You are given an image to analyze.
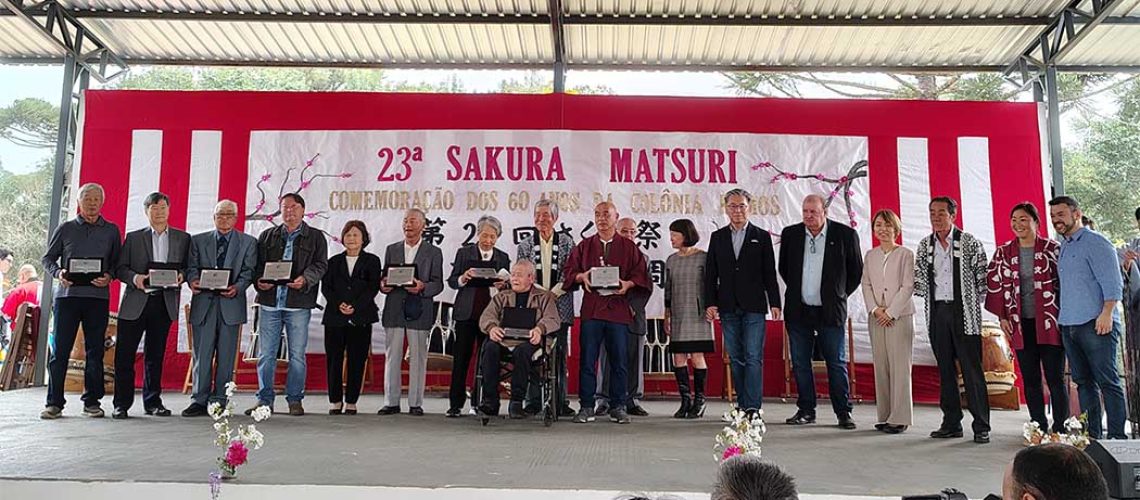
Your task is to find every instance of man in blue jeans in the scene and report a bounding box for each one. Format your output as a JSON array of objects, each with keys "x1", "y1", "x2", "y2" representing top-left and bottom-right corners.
[
  {"x1": 248, "y1": 193, "x2": 328, "y2": 417},
  {"x1": 1050, "y1": 195, "x2": 1127, "y2": 439},
  {"x1": 704, "y1": 189, "x2": 782, "y2": 415},
  {"x1": 778, "y1": 194, "x2": 863, "y2": 429}
]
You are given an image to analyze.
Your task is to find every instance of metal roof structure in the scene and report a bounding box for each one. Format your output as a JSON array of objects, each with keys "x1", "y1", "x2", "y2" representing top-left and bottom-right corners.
[{"x1": 3, "y1": 0, "x2": 1140, "y2": 74}]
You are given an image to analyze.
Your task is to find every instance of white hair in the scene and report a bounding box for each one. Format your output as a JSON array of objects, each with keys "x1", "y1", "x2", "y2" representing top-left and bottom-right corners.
[
  {"x1": 77, "y1": 183, "x2": 105, "y2": 199},
  {"x1": 512, "y1": 259, "x2": 536, "y2": 276},
  {"x1": 214, "y1": 199, "x2": 239, "y2": 214},
  {"x1": 476, "y1": 215, "x2": 503, "y2": 237},
  {"x1": 405, "y1": 208, "x2": 427, "y2": 223}
]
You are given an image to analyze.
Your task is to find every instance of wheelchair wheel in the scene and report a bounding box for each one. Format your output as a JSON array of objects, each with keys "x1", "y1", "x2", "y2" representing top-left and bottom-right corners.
[{"x1": 480, "y1": 414, "x2": 491, "y2": 426}]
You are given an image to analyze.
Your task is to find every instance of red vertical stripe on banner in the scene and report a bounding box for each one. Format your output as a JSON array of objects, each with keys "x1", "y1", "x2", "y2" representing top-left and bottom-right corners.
[
  {"x1": 868, "y1": 136, "x2": 900, "y2": 246},
  {"x1": 989, "y1": 135, "x2": 1045, "y2": 242},
  {"x1": 220, "y1": 130, "x2": 252, "y2": 231},
  {"x1": 927, "y1": 137, "x2": 962, "y2": 227},
  {"x1": 159, "y1": 130, "x2": 193, "y2": 230},
  {"x1": 77, "y1": 128, "x2": 133, "y2": 310}
]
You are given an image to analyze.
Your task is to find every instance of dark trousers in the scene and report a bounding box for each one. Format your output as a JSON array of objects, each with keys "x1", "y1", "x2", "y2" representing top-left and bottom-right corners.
[
  {"x1": 1016, "y1": 320, "x2": 1069, "y2": 433},
  {"x1": 46, "y1": 297, "x2": 109, "y2": 409},
  {"x1": 480, "y1": 340, "x2": 538, "y2": 407},
  {"x1": 579, "y1": 319, "x2": 629, "y2": 409},
  {"x1": 114, "y1": 295, "x2": 173, "y2": 411},
  {"x1": 597, "y1": 332, "x2": 645, "y2": 406},
  {"x1": 787, "y1": 308, "x2": 851, "y2": 416},
  {"x1": 449, "y1": 319, "x2": 484, "y2": 410},
  {"x1": 324, "y1": 323, "x2": 373, "y2": 405},
  {"x1": 527, "y1": 323, "x2": 570, "y2": 409},
  {"x1": 931, "y1": 302, "x2": 991, "y2": 434}
]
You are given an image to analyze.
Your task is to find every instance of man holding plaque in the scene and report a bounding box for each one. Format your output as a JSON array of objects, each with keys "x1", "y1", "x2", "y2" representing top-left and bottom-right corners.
[
  {"x1": 563, "y1": 201, "x2": 650, "y2": 424},
  {"x1": 379, "y1": 208, "x2": 444, "y2": 416},
  {"x1": 182, "y1": 200, "x2": 258, "y2": 417},
  {"x1": 248, "y1": 193, "x2": 329, "y2": 417},
  {"x1": 594, "y1": 217, "x2": 653, "y2": 417},
  {"x1": 112, "y1": 192, "x2": 191, "y2": 419},
  {"x1": 40, "y1": 183, "x2": 122, "y2": 419}
]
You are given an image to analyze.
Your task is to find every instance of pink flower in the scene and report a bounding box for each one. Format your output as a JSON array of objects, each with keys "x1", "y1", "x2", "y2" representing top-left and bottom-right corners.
[
  {"x1": 846, "y1": 190, "x2": 854, "y2": 197},
  {"x1": 260, "y1": 173, "x2": 272, "y2": 182},
  {"x1": 340, "y1": 172, "x2": 353, "y2": 178},
  {"x1": 830, "y1": 190, "x2": 839, "y2": 198},
  {"x1": 815, "y1": 174, "x2": 824, "y2": 180},
  {"x1": 298, "y1": 180, "x2": 311, "y2": 191},
  {"x1": 305, "y1": 212, "x2": 317, "y2": 219},
  {"x1": 266, "y1": 215, "x2": 274, "y2": 223},
  {"x1": 254, "y1": 200, "x2": 265, "y2": 211},
  {"x1": 225, "y1": 441, "x2": 248, "y2": 467},
  {"x1": 851, "y1": 220, "x2": 859, "y2": 228},
  {"x1": 751, "y1": 162, "x2": 773, "y2": 170},
  {"x1": 839, "y1": 176, "x2": 848, "y2": 183},
  {"x1": 722, "y1": 446, "x2": 743, "y2": 460},
  {"x1": 788, "y1": 173, "x2": 798, "y2": 180},
  {"x1": 305, "y1": 159, "x2": 314, "y2": 168}
]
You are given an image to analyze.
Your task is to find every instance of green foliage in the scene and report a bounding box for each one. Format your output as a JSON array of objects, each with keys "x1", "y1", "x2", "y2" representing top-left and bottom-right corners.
[
  {"x1": 496, "y1": 71, "x2": 613, "y2": 95},
  {"x1": 0, "y1": 159, "x2": 52, "y2": 275},
  {"x1": 0, "y1": 98, "x2": 58, "y2": 148}
]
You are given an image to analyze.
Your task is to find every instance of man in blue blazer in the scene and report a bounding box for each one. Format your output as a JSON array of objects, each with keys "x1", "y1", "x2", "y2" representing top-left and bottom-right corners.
[{"x1": 181, "y1": 200, "x2": 258, "y2": 417}]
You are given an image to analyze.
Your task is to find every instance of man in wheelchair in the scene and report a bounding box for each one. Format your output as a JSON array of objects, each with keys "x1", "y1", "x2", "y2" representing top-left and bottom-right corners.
[{"x1": 476, "y1": 259, "x2": 561, "y2": 419}]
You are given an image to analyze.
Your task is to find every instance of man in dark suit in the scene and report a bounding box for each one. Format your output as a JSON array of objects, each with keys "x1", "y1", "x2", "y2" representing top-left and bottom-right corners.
[
  {"x1": 182, "y1": 200, "x2": 257, "y2": 417},
  {"x1": 378, "y1": 208, "x2": 444, "y2": 416},
  {"x1": 778, "y1": 194, "x2": 863, "y2": 429},
  {"x1": 112, "y1": 191, "x2": 191, "y2": 419},
  {"x1": 704, "y1": 188, "x2": 781, "y2": 414}
]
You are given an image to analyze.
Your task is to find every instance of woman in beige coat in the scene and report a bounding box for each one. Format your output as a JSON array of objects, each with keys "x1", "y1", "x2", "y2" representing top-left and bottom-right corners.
[{"x1": 860, "y1": 209, "x2": 915, "y2": 434}]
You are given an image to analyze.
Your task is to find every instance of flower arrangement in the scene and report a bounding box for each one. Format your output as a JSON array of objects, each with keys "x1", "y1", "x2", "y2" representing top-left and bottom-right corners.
[
  {"x1": 1023, "y1": 413, "x2": 1090, "y2": 450},
  {"x1": 714, "y1": 409, "x2": 766, "y2": 462},
  {"x1": 208, "y1": 382, "x2": 270, "y2": 494}
]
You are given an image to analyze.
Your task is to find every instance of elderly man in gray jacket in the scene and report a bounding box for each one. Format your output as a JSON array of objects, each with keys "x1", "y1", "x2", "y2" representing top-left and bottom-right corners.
[
  {"x1": 378, "y1": 208, "x2": 444, "y2": 417},
  {"x1": 248, "y1": 193, "x2": 328, "y2": 417},
  {"x1": 182, "y1": 200, "x2": 257, "y2": 417}
]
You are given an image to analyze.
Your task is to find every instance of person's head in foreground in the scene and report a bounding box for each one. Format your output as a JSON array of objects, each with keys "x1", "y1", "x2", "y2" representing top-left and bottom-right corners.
[
  {"x1": 712, "y1": 454, "x2": 798, "y2": 500},
  {"x1": 1002, "y1": 443, "x2": 1108, "y2": 500}
]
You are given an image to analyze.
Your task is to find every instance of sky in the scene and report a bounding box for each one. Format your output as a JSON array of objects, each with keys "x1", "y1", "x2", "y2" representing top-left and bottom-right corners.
[{"x1": 0, "y1": 64, "x2": 1103, "y2": 175}]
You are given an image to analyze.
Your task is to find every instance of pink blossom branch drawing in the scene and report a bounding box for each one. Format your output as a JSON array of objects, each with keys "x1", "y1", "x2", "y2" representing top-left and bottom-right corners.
[
  {"x1": 247, "y1": 153, "x2": 353, "y2": 225},
  {"x1": 752, "y1": 160, "x2": 869, "y2": 228}
]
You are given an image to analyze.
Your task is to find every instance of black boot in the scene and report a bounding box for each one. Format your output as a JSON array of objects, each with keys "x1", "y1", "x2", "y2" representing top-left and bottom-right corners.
[
  {"x1": 688, "y1": 368, "x2": 707, "y2": 419},
  {"x1": 673, "y1": 367, "x2": 692, "y2": 419}
]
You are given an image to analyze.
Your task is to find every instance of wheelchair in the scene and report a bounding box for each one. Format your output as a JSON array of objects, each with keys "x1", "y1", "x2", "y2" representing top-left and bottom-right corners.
[{"x1": 471, "y1": 332, "x2": 565, "y2": 427}]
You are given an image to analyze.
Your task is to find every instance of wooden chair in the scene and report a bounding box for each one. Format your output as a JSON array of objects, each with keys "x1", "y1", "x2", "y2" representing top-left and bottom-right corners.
[{"x1": 0, "y1": 303, "x2": 40, "y2": 391}]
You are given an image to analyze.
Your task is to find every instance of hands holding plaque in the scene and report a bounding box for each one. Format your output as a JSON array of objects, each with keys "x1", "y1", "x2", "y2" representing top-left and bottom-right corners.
[
  {"x1": 260, "y1": 261, "x2": 293, "y2": 285},
  {"x1": 145, "y1": 262, "x2": 182, "y2": 289},
  {"x1": 386, "y1": 265, "x2": 416, "y2": 287},
  {"x1": 65, "y1": 258, "x2": 105, "y2": 287}
]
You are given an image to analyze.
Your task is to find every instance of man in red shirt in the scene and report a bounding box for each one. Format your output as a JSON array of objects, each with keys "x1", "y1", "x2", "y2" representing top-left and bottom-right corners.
[
  {"x1": 562, "y1": 201, "x2": 650, "y2": 424},
  {"x1": 2, "y1": 265, "x2": 41, "y2": 341}
]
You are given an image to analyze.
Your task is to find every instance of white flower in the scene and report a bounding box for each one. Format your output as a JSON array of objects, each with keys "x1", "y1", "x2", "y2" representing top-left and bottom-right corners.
[
  {"x1": 208, "y1": 402, "x2": 223, "y2": 420},
  {"x1": 251, "y1": 405, "x2": 272, "y2": 422},
  {"x1": 224, "y1": 381, "x2": 238, "y2": 398}
]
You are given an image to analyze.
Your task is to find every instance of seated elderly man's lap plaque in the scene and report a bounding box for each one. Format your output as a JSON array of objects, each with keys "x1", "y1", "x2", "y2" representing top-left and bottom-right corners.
[
  {"x1": 261, "y1": 261, "x2": 293, "y2": 285},
  {"x1": 67, "y1": 258, "x2": 103, "y2": 286},
  {"x1": 590, "y1": 266, "x2": 621, "y2": 290},
  {"x1": 387, "y1": 265, "x2": 417, "y2": 287},
  {"x1": 199, "y1": 268, "x2": 232, "y2": 292}
]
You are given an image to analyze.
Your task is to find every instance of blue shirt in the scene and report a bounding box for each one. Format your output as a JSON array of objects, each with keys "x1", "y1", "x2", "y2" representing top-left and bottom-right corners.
[
  {"x1": 269, "y1": 225, "x2": 303, "y2": 311},
  {"x1": 801, "y1": 223, "x2": 827, "y2": 306},
  {"x1": 730, "y1": 224, "x2": 747, "y2": 259},
  {"x1": 1058, "y1": 227, "x2": 1123, "y2": 325}
]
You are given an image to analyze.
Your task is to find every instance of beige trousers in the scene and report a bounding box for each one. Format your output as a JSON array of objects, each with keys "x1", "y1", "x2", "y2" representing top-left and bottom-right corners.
[{"x1": 870, "y1": 314, "x2": 915, "y2": 426}]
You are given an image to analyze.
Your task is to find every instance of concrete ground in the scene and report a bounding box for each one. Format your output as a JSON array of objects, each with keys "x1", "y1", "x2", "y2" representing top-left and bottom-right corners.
[{"x1": 0, "y1": 388, "x2": 1025, "y2": 498}]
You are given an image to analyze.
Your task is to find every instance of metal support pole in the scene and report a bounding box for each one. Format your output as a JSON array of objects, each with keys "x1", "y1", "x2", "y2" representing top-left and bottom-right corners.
[
  {"x1": 1044, "y1": 66, "x2": 1065, "y2": 196},
  {"x1": 34, "y1": 53, "x2": 85, "y2": 386},
  {"x1": 553, "y1": 61, "x2": 565, "y2": 93}
]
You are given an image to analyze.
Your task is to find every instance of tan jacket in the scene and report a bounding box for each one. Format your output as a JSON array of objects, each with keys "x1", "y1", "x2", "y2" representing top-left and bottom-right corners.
[
  {"x1": 479, "y1": 287, "x2": 562, "y2": 336},
  {"x1": 860, "y1": 246, "x2": 915, "y2": 319}
]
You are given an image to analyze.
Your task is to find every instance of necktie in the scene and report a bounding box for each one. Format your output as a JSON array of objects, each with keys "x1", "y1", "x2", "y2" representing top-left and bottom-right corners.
[
  {"x1": 602, "y1": 241, "x2": 611, "y2": 264},
  {"x1": 217, "y1": 235, "x2": 228, "y2": 268}
]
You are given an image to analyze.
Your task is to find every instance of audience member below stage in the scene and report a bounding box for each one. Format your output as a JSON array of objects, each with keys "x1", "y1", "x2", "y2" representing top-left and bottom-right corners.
[
  {"x1": 712, "y1": 454, "x2": 798, "y2": 500},
  {"x1": 1002, "y1": 443, "x2": 1108, "y2": 500}
]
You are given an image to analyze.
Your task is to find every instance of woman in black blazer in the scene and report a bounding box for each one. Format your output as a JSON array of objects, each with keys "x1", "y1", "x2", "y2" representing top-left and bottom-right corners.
[
  {"x1": 321, "y1": 220, "x2": 382, "y2": 415},
  {"x1": 445, "y1": 215, "x2": 510, "y2": 417}
]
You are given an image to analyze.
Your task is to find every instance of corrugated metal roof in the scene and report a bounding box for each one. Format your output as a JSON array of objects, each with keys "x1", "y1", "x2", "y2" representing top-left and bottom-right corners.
[{"x1": 2, "y1": 0, "x2": 1139, "y2": 71}]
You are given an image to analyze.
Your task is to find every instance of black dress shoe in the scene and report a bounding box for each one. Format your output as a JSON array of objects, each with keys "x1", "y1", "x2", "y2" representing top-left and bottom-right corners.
[
  {"x1": 884, "y1": 424, "x2": 907, "y2": 434},
  {"x1": 508, "y1": 402, "x2": 527, "y2": 419},
  {"x1": 974, "y1": 432, "x2": 991, "y2": 444},
  {"x1": 445, "y1": 408, "x2": 461, "y2": 418},
  {"x1": 181, "y1": 403, "x2": 208, "y2": 417},
  {"x1": 558, "y1": 404, "x2": 576, "y2": 417},
  {"x1": 344, "y1": 408, "x2": 357, "y2": 415},
  {"x1": 111, "y1": 408, "x2": 129, "y2": 420},
  {"x1": 626, "y1": 404, "x2": 650, "y2": 417},
  {"x1": 408, "y1": 406, "x2": 425, "y2": 416},
  {"x1": 377, "y1": 406, "x2": 401, "y2": 415},
  {"x1": 930, "y1": 427, "x2": 964, "y2": 439},
  {"x1": 785, "y1": 410, "x2": 816, "y2": 425},
  {"x1": 874, "y1": 423, "x2": 888, "y2": 431},
  {"x1": 477, "y1": 403, "x2": 499, "y2": 417},
  {"x1": 145, "y1": 405, "x2": 172, "y2": 417},
  {"x1": 837, "y1": 413, "x2": 856, "y2": 430}
]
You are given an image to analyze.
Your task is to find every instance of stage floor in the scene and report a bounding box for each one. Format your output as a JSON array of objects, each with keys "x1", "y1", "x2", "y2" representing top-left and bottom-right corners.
[{"x1": 0, "y1": 388, "x2": 1025, "y2": 498}]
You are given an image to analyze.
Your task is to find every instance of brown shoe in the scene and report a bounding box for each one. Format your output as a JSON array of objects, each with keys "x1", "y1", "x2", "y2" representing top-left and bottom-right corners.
[{"x1": 288, "y1": 401, "x2": 305, "y2": 416}]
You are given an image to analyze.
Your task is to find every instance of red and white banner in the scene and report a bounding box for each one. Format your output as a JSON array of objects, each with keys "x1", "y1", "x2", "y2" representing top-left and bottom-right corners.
[{"x1": 75, "y1": 91, "x2": 1048, "y2": 402}]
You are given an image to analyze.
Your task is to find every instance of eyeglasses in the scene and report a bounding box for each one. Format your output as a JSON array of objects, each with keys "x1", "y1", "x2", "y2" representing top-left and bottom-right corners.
[
  {"x1": 214, "y1": 213, "x2": 237, "y2": 218},
  {"x1": 727, "y1": 204, "x2": 749, "y2": 212},
  {"x1": 808, "y1": 237, "x2": 817, "y2": 254}
]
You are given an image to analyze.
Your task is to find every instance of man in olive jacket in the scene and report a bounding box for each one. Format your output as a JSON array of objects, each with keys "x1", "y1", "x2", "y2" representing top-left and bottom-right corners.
[{"x1": 248, "y1": 193, "x2": 328, "y2": 417}]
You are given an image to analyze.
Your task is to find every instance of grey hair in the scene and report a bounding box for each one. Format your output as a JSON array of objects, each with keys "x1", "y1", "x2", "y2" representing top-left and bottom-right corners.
[
  {"x1": 712, "y1": 455, "x2": 798, "y2": 500},
  {"x1": 214, "y1": 199, "x2": 239, "y2": 214},
  {"x1": 476, "y1": 215, "x2": 503, "y2": 237},
  {"x1": 512, "y1": 259, "x2": 537, "y2": 277},
  {"x1": 77, "y1": 183, "x2": 105, "y2": 199},
  {"x1": 405, "y1": 208, "x2": 427, "y2": 223},
  {"x1": 143, "y1": 191, "x2": 170, "y2": 209},
  {"x1": 534, "y1": 198, "x2": 560, "y2": 220},
  {"x1": 803, "y1": 193, "x2": 828, "y2": 211},
  {"x1": 723, "y1": 188, "x2": 752, "y2": 204}
]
